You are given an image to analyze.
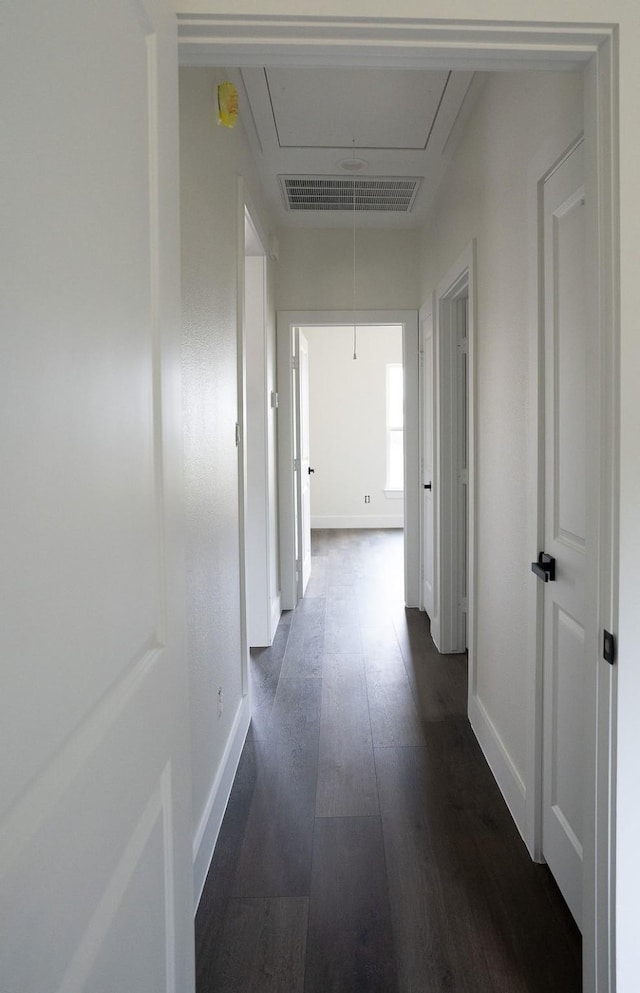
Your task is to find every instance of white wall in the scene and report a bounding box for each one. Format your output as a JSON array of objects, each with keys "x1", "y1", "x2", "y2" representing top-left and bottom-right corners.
[
  {"x1": 305, "y1": 324, "x2": 404, "y2": 528},
  {"x1": 179, "y1": 67, "x2": 277, "y2": 900},
  {"x1": 275, "y1": 228, "x2": 421, "y2": 601},
  {"x1": 419, "y1": 71, "x2": 583, "y2": 828},
  {"x1": 276, "y1": 227, "x2": 420, "y2": 311}
]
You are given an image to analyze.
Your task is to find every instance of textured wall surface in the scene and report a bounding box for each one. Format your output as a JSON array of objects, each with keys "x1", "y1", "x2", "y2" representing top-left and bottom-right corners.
[
  {"x1": 180, "y1": 68, "x2": 276, "y2": 847},
  {"x1": 276, "y1": 227, "x2": 420, "y2": 312},
  {"x1": 180, "y1": 67, "x2": 244, "y2": 836}
]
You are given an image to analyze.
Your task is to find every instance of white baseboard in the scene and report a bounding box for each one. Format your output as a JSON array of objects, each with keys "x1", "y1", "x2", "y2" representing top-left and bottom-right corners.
[
  {"x1": 270, "y1": 593, "x2": 281, "y2": 643},
  {"x1": 192, "y1": 695, "x2": 251, "y2": 910},
  {"x1": 310, "y1": 515, "x2": 404, "y2": 529},
  {"x1": 468, "y1": 692, "x2": 527, "y2": 841},
  {"x1": 430, "y1": 616, "x2": 441, "y2": 652}
]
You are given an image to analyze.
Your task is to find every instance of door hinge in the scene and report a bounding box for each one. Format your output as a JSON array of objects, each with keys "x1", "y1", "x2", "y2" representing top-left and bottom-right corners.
[
  {"x1": 235, "y1": 422, "x2": 240, "y2": 447},
  {"x1": 292, "y1": 354, "x2": 298, "y2": 371},
  {"x1": 459, "y1": 596, "x2": 468, "y2": 613},
  {"x1": 458, "y1": 336, "x2": 468, "y2": 354},
  {"x1": 458, "y1": 468, "x2": 468, "y2": 485}
]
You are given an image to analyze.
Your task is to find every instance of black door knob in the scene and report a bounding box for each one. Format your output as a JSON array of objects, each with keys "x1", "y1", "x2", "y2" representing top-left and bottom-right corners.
[{"x1": 308, "y1": 467, "x2": 315, "y2": 475}]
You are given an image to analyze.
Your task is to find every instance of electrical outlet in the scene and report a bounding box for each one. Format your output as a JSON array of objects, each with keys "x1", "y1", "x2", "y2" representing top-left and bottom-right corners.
[
  {"x1": 364, "y1": 495, "x2": 371, "y2": 504},
  {"x1": 217, "y1": 687, "x2": 223, "y2": 719}
]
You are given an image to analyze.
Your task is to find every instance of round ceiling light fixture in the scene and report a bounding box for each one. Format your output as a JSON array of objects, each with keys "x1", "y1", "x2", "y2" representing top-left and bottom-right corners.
[{"x1": 339, "y1": 156, "x2": 368, "y2": 172}]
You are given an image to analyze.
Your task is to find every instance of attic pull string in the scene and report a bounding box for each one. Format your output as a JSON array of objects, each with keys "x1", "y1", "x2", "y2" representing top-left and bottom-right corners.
[
  {"x1": 352, "y1": 181, "x2": 357, "y2": 360},
  {"x1": 352, "y1": 140, "x2": 357, "y2": 360}
]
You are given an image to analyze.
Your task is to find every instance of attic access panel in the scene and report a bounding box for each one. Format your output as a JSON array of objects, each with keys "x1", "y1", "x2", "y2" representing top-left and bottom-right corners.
[
  {"x1": 266, "y1": 67, "x2": 451, "y2": 150},
  {"x1": 280, "y1": 176, "x2": 422, "y2": 213}
]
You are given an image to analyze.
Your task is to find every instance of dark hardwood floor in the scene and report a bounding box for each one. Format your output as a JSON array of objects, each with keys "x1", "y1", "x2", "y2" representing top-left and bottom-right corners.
[{"x1": 195, "y1": 528, "x2": 581, "y2": 993}]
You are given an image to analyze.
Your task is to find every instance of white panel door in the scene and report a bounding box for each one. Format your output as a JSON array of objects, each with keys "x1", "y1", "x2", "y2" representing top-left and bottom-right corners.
[
  {"x1": 296, "y1": 330, "x2": 313, "y2": 596},
  {"x1": 421, "y1": 310, "x2": 435, "y2": 619},
  {"x1": 1, "y1": 3, "x2": 194, "y2": 991},
  {"x1": 541, "y1": 141, "x2": 586, "y2": 929}
]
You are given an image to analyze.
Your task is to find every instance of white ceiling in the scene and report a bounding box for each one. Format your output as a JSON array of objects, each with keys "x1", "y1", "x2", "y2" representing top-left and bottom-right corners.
[{"x1": 230, "y1": 65, "x2": 483, "y2": 229}]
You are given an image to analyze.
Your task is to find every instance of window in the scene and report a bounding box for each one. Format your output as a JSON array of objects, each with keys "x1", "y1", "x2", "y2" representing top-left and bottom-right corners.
[{"x1": 386, "y1": 363, "x2": 404, "y2": 493}]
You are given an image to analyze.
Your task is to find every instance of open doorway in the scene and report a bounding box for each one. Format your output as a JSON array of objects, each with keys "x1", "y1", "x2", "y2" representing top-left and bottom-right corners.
[
  {"x1": 304, "y1": 323, "x2": 404, "y2": 529},
  {"x1": 277, "y1": 310, "x2": 419, "y2": 611},
  {"x1": 179, "y1": 20, "x2": 618, "y2": 991}
]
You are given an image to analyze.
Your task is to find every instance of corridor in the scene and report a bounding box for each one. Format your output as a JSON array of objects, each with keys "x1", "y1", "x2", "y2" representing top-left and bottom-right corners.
[{"x1": 195, "y1": 529, "x2": 581, "y2": 992}]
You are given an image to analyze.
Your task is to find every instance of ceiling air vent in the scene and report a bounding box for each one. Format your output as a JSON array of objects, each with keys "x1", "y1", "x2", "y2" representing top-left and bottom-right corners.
[{"x1": 279, "y1": 176, "x2": 422, "y2": 213}]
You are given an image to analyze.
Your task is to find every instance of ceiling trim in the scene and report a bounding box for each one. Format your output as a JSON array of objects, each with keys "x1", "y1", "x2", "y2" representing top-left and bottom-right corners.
[
  {"x1": 177, "y1": 14, "x2": 612, "y2": 70},
  {"x1": 230, "y1": 63, "x2": 479, "y2": 229}
]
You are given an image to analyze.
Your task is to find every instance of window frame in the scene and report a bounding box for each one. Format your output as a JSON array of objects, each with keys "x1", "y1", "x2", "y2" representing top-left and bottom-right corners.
[{"x1": 385, "y1": 362, "x2": 404, "y2": 496}]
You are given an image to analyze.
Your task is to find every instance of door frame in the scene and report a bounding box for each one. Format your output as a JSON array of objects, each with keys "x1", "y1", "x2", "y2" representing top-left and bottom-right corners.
[
  {"x1": 430, "y1": 244, "x2": 475, "y2": 659},
  {"x1": 294, "y1": 327, "x2": 311, "y2": 600},
  {"x1": 277, "y1": 309, "x2": 419, "y2": 610},
  {"x1": 235, "y1": 180, "x2": 250, "y2": 694},
  {"x1": 530, "y1": 128, "x2": 616, "y2": 982},
  {"x1": 537, "y1": 136, "x2": 588, "y2": 928},
  {"x1": 243, "y1": 198, "x2": 281, "y2": 648},
  {"x1": 181, "y1": 19, "x2": 618, "y2": 992},
  {"x1": 418, "y1": 294, "x2": 436, "y2": 620}
]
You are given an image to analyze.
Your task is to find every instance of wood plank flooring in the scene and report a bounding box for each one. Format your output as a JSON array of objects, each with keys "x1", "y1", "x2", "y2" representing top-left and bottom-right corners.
[{"x1": 195, "y1": 528, "x2": 581, "y2": 993}]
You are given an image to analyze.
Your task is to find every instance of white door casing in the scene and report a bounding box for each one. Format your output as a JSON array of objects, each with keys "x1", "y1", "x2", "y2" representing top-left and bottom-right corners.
[
  {"x1": 0, "y1": 2, "x2": 194, "y2": 991},
  {"x1": 277, "y1": 310, "x2": 419, "y2": 610},
  {"x1": 296, "y1": 330, "x2": 313, "y2": 597},
  {"x1": 181, "y1": 23, "x2": 618, "y2": 988},
  {"x1": 277, "y1": 319, "x2": 297, "y2": 610},
  {"x1": 182, "y1": 19, "x2": 620, "y2": 993},
  {"x1": 244, "y1": 210, "x2": 275, "y2": 648},
  {"x1": 420, "y1": 304, "x2": 436, "y2": 620},
  {"x1": 455, "y1": 298, "x2": 469, "y2": 650},
  {"x1": 433, "y1": 246, "x2": 474, "y2": 657},
  {"x1": 236, "y1": 182, "x2": 250, "y2": 697},
  {"x1": 243, "y1": 199, "x2": 280, "y2": 646},
  {"x1": 540, "y1": 139, "x2": 587, "y2": 930}
]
